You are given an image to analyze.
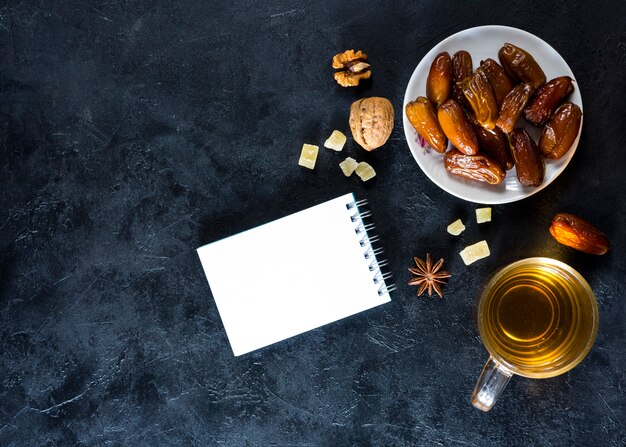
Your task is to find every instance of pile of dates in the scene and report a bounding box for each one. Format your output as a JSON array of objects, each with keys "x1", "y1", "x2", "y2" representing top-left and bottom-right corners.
[{"x1": 406, "y1": 43, "x2": 582, "y2": 186}]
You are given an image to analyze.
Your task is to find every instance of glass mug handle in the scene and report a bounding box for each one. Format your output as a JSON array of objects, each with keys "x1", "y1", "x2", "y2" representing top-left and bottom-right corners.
[{"x1": 471, "y1": 356, "x2": 513, "y2": 412}]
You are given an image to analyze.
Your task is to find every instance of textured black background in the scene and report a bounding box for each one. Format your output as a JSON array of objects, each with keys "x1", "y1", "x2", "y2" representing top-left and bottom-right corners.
[{"x1": 1, "y1": 1, "x2": 625, "y2": 446}]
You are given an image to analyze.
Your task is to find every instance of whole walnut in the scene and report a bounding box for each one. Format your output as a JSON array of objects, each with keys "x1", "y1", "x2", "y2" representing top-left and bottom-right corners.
[{"x1": 349, "y1": 97, "x2": 394, "y2": 151}]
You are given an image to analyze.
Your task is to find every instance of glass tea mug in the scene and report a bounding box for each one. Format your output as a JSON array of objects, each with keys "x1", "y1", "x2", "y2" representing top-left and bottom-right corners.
[{"x1": 471, "y1": 258, "x2": 599, "y2": 411}]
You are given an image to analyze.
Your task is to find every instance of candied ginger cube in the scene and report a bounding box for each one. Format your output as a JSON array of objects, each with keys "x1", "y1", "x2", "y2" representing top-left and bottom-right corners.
[
  {"x1": 476, "y1": 207, "x2": 492, "y2": 224},
  {"x1": 459, "y1": 240, "x2": 490, "y2": 265},
  {"x1": 298, "y1": 143, "x2": 319, "y2": 169},
  {"x1": 447, "y1": 219, "x2": 465, "y2": 236},
  {"x1": 324, "y1": 130, "x2": 347, "y2": 151},
  {"x1": 355, "y1": 161, "x2": 376, "y2": 181},
  {"x1": 339, "y1": 157, "x2": 358, "y2": 177}
]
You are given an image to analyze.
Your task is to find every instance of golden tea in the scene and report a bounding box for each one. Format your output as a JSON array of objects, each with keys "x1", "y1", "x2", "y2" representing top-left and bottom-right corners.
[{"x1": 478, "y1": 258, "x2": 598, "y2": 378}]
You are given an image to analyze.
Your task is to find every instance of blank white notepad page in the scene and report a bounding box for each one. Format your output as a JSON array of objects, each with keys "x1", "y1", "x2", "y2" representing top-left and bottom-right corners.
[{"x1": 197, "y1": 193, "x2": 391, "y2": 356}]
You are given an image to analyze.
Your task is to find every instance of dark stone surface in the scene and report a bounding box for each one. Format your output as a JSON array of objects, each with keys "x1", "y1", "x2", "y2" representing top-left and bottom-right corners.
[{"x1": 1, "y1": 1, "x2": 625, "y2": 446}]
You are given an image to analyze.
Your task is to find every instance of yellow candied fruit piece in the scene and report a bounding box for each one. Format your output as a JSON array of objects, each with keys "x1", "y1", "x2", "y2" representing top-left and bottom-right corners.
[
  {"x1": 298, "y1": 143, "x2": 319, "y2": 169},
  {"x1": 355, "y1": 161, "x2": 376, "y2": 182},
  {"x1": 459, "y1": 240, "x2": 490, "y2": 266},
  {"x1": 339, "y1": 157, "x2": 358, "y2": 177},
  {"x1": 476, "y1": 207, "x2": 492, "y2": 224},
  {"x1": 324, "y1": 130, "x2": 347, "y2": 151},
  {"x1": 447, "y1": 219, "x2": 465, "y2": 236}
]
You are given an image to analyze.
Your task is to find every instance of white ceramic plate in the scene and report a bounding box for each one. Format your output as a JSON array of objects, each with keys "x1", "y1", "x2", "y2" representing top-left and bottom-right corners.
[{"x1": 403, "y1": 25, "x2": 583, "y2": 204}]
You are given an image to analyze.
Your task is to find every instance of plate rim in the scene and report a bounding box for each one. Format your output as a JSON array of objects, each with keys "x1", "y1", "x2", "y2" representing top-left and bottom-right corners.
[{"x1": 402, "y1": 24, "x2": 583, "y2": 205}]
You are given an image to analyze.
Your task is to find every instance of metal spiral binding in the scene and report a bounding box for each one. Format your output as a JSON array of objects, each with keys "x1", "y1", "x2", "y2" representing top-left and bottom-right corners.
[{"x1": 346, "y1": 198, "x2": 396, "y2": 296}]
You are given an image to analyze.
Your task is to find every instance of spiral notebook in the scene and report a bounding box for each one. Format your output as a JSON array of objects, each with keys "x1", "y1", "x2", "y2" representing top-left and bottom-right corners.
[{"x1": 197, "y1": 192, "x2": 395, "y2": 356}]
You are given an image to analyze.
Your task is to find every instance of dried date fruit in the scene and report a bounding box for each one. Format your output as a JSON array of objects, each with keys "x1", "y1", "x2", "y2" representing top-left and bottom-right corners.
[
  {"x1": 473, "y1": 124, "x2": 514, "y2": 170},
  {"x1": 498, "y1": 43, "x2": 546, "y2": 89},
  {"x1": 549, "y1": 213, "x2": 610, "y2": 255},
  {"x1": 523, "y1": 76, "x2": 574, "y2": 126},
  {"x1": 462, "y1": 71, "x2": 498, "y2": 130},
  {"x1": 452, "y1": 51, "x2": 473, "y2": 105},
  {"x1": 427, "y1": 52, "x2": 452, "y2": 107},
  {"x1": 405, "y1": 97, "x2": 448, "y2": 153},
  {"x1": 444, "y1": 149, "x2": 505, "y2": 185},
  {"x1": 349, "y1": 97, "x2": 394, "y2": 151},
  {"x1": 478, "y1": 58, "x2": 514, "y2": 106},
  {"x1": 332, "y1": 50, "x2": 371, "y2": 87},
  {"x1": 496, "y1": 83, "x2": 535, "y2": 134},
  {"x1": 438, "y1": 99, "x2": 479, "y2": 155},
  {"x1": 510, "y1": 128, "x2": 545, "y2": 187},
  {"x1": 539, "y1": 102, "x2": 582, "y2": 159}
]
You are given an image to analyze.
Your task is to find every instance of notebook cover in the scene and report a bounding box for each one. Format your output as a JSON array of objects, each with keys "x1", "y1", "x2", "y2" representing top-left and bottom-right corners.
[{"x1": 197, "y1": 193, "x2": 391, "y2": 356}]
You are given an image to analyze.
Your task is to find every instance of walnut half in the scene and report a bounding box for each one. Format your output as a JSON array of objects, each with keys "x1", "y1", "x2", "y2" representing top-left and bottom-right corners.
[{"x1": 332, "y1": 49, "x2": 371, "y2": 87}]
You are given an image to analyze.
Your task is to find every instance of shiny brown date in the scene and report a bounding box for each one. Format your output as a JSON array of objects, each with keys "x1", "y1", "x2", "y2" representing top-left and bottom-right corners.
[
  {"x1": 549, "y1": 213, "x2": 610, "y2": 255},
  {"x1": 523, "y1": 76, "x2": 574, "y2": 126},
  {"x1": 452, "y1": 51, "x2": 473, "y2": 105},
  {"x1": 473, "y1": 124, "x2": 514, "y2": 170},
  {"x1": 462, "y1": 71, "x2": 498, "y2": 130},
  {"x1": 478, "y1": 58, "x2": 514, "y2": 105},
  {"x1": 405, "y1": 96, "x2": 449, "y2": 153},
  {"x1": 498, "y1": 43, "x2": 546, "y2": 89},
  {"x1": 510, "y1": 128, "x2": 545, "y2": 187},
  {"x1": 539, "y1": 102, "x2": 582, "y2": 159},
  {"x1": 427, "y1": 52, "x2": 452, "y2": 107},
  {"x1": 437, "y1": 99, "x2": 479, "y2": 155},
  {"x1": 496, "y1": 83, "x2": 535, "y2": 134},
  {"x1": 444, "y1": 149, "x2": 506, "y2": 185}
]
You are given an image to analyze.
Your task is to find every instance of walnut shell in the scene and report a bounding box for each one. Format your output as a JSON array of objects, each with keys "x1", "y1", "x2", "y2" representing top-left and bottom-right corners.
[{"x1": 349, "y1": 97, "x2": 394, "y2": 151}]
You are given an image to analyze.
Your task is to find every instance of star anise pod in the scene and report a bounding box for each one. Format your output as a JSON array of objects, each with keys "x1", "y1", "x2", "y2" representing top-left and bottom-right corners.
[{"x1": 408, "y1": 254, "x2": 451, "y2": 298}]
